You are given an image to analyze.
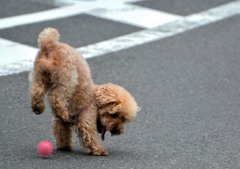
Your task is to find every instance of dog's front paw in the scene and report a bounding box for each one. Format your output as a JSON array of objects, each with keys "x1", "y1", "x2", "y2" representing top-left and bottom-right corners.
[
  {"x1": 31, "y1": 101, "x2": 45, "y2": 115},
  {"x1": 88, "y1": 147, "x2": 108, "y2": 156},
  {"x1": 56, "y1": 145, "x2": 72, "y2": 151}
]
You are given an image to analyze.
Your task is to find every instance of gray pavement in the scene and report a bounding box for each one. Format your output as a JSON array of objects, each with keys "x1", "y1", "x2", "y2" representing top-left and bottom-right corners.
[
  {"x1": 132, "y1": 0, "x2": 233, "y2": 15},
  {"x1": 0, "y1": 0, "x2": 56, "y2": 18},
  {"x1": 1, "y1": 0, "x2": 240, "y2": 169}
]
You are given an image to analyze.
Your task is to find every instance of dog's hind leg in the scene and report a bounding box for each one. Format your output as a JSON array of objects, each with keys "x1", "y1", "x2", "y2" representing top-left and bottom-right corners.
[
  {"x1": 48, "y1": 88, "x2": 70, "y2": 122},
  {"x1": 52, "y1": 117, "x2": 73, "y2": 151},
  {"x1": 77, "y1": 106, "x2": 108, "y2": 156}
]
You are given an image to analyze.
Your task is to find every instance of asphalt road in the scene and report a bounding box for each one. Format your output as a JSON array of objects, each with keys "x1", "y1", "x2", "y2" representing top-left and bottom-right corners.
[{"x1": 1, "y1": 0, "x2": 240, "y2": 169}]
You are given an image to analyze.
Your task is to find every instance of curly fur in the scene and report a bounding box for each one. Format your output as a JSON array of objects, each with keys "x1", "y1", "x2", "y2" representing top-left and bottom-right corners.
[
  {"x1": 95, "y1": 83, "x2": 140, "y2": 140},
  {"x1": 29, "y1": 27, "x2": 140, "y2": 156}
]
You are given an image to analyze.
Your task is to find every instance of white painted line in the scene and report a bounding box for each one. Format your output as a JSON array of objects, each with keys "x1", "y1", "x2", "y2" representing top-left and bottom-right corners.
[
  {"x1": 1, "y1": 0, "x2": 240, "y2": 76},
  {"x1": 0, "y1": 38, "x2": 37, "y2": 76},
  {"x1": 78, "y1": 0, "x2": 240, "y2": 59},
  {"x1": 87, "y1": 4, "x2": 181, "y2": 28},
  {"x1": 0, "y1": 0, "x2": 147, "y2": 30},
  {"x1": 54, "y1": 0, "x2": 145, "y2": 6},
  {"x1": 0, "y1": 38, "x2": 37, "y2": 66},
  {"x1": 78, "y1": 30, "x2": 161, "y2": 58},
  {"x1": 0, "y1": 5, "x2": 89, "y2": 30},
  {"x1": 0, "y1": 59, "x2": 33, "y2": 77}
]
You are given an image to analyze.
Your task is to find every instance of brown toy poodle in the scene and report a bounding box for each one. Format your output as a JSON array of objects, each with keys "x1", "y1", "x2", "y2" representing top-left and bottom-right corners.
[{"x1": 29, "y1": 27, "x2": 140, "y2": 156}]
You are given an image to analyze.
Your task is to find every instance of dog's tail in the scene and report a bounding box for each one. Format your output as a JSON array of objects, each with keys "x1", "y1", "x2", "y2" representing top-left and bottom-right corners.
[{"x1": 38, "y1": 27, "x2": 60, "y2": 50}]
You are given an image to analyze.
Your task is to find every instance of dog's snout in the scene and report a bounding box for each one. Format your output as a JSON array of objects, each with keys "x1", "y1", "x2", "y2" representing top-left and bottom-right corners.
[
  {"x1": 33, "y1": 109, "x2": 42, "y2": 115},
  {"x1": 111, "y1": 126, "x2": 123, "y2": 136},
  {"x1": 32, "y1": 106, "x2": 43, "y2": 115},
  {"x1": 111, "y1": 127, "x2": 120, "y2": 135}
]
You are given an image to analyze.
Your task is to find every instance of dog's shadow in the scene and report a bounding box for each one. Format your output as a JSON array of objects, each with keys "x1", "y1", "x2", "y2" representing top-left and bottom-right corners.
[
  {"x1": 54, "y1": 148, "x2": 134, "y2": 159},
  {"x1": 31, "y1": 147, "x2": 135, "y2": 163}
]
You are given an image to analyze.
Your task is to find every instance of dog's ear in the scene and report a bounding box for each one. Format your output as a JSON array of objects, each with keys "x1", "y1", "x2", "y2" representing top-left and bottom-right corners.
[{"x1": 95, "y1": 85, "x2": 119, "y2": 108}]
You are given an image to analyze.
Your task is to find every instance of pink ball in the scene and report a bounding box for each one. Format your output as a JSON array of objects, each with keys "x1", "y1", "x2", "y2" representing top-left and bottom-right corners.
[{"x1": 37, "y1": 140, "x2": 53, "y2": 156}]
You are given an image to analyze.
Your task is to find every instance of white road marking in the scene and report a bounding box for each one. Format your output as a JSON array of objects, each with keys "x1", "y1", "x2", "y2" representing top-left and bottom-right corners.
[
  {"x1": 87, "y1": 3, "x2": 180, "y2": 28},
  {"x1": 0, "y1": 5, "x2": 91, "y2": 30},
  {"x1": 78, "y1": 0, "x2": 240, "y2": 58},
  {"x1": 53, "y1": 0, "x2": 145, "y2": 6},
  {"x1": 0, "y1": 38, "x2": 37, "y2": 66},
  {"x1": 0, "y1": 0, "x2": 169, "y2": 30},
  {"x1": 0, "y1": 0, "x2": 240, "y2": 76},
  {"x1": 0, "y1": 38, "x2": 37, "y2": 76}
]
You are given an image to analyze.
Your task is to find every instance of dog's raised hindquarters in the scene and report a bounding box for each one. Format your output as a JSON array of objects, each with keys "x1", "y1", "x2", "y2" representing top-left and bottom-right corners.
[{"x1": 29, "y1": 27, "x2": 140, "y2": 156}]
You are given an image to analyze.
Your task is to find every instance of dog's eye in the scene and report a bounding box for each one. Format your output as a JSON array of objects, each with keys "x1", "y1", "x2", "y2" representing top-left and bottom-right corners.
[
  {"x1": 110, "y1": 113, "x2": 118, "y2": 118},
  {"x1": 121, "y1": 117, "x2": 126, "y2": 122}
]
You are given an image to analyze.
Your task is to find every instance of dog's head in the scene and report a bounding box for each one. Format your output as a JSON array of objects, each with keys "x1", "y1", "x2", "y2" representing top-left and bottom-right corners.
[{"x1": 95, "y1": 83, "x2": 140, "y2": 141}]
